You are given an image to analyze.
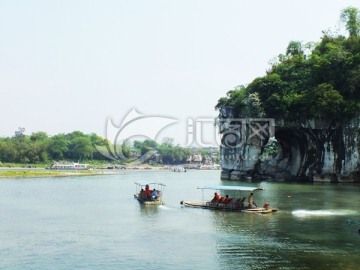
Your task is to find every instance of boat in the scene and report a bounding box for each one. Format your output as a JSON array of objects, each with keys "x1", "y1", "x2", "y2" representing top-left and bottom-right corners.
[
  {"x1": 196, "y1": 164, "x2": 221, "y2": 170},
  {"x1": 180, "y1": 185, "x2": 278, "y2": 213},
  {"x1": 171, "y1": 166, "x2": 186, "y2": 172},
  {"x1": 48, "y1": 162, "x2": 91, "y2": 170},
  {"x1": 134, "y1": 181, "x2": 166, "y2": 205}
]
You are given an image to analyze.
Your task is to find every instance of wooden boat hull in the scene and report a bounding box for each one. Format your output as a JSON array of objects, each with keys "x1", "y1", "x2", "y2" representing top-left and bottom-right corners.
[
  {"x1": 242, "y1": 207, "x2": 278, "y2": 214},
  {"x1": 181, "y1": 200, "x2": 277, "y2": 213},
  {"x1": 134, "y1": 195, "x2": 164, "y2": 205}
]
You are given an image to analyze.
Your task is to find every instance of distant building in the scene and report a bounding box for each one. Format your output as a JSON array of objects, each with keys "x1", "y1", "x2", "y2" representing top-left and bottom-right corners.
[{"x1": 192, "y1": 154, "x2": 203, "y2": 164}]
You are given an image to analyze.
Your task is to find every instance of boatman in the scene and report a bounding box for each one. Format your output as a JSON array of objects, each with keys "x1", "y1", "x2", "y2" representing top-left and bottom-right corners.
[{"x1": 248, "y1": 193, "x2": 255, "y2": 208}]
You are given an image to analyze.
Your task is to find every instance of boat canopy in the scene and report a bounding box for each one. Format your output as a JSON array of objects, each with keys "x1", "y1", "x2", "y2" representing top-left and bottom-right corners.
[
  {"x1": 197, "y1": 185, "x2": 263, "y2": 191},
  {"x1": 134, "y1": 181, "x2": 166, "y2": 187}
]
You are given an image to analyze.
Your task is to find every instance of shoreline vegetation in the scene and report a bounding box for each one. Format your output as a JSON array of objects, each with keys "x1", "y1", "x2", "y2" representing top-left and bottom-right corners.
[
  {"x1": 0, "y1": 132, "x2": 220, "y2": 178},
  {"x1": 0, "y1": 130, "x2": 220, "y2": 168}
]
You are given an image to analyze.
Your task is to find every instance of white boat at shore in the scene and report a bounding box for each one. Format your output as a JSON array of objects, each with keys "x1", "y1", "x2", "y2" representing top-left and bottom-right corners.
[
  {"x1": 48, "y1": 162, "x2": 91, "y2": 170},
  {"x1": 181, "y1": 185, "x2": 278, "y2": 213},
  {"x1": 171, "y1": 166, "x2": 186, "y2": 172}
]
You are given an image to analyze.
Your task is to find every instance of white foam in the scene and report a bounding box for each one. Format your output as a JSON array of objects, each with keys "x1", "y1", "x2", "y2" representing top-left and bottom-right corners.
[
  {"x1": 292, "y1": 209, "x2": 357, "y2": 217},
  {"x1": 158, "y1": 205, "x2": 173, "y2": 211}
]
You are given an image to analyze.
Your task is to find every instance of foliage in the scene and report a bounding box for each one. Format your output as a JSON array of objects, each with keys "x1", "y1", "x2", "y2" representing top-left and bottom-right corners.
[
  {"x1": 340, "y1": 7, "x2": 360, "y2": 37},
  {"x1": 215, "y1": 7, "x2": 360, "y2": 122},
  {"x1": 0, "y1": 130, "x2": 217, "y2": 165},
  {"x1": 0, "y1": 130, "x2": 109, "y2": 164},
  {"x1": 131, "y1": 139, "x2": 217, "y2": 165}
]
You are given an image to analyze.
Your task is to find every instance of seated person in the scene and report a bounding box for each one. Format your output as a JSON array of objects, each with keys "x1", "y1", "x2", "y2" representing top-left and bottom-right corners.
[
  {"x1": 211, "y1": 192, "x2": 221, "y2": 203},
  {"x1": 139, "y1": 189, "x2": 146, "y2": 199},
  {"x1": 221, "y1": 195, "x2": 231, "y2": 203},
  {"x1": 235, "y1": 197, "x2": 245, "y2": 208},
  {"x1": 145, "y1": 187, "x2": 151, "y2": 198},
  {"x1": 151, "y1": 189, "x2": 158, "y2": 200}
]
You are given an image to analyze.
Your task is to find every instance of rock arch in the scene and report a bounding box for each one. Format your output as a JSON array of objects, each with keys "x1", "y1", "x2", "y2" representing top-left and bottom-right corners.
[{"x1": 219, "y1": 107, "x2": 360, "y2": 183}]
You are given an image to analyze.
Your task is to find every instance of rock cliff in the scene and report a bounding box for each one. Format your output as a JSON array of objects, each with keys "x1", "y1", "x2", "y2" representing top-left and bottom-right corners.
[{"x1": 218, "y1": 106, "x2": 360, "y2": 183}]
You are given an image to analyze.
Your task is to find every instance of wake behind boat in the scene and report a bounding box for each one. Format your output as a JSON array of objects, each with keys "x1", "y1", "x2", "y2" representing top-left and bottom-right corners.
[
  {"x1": 180, "y1": 185, "x2": 278, "y2": 214},
  {"x1": 134, "y1": 181, "x2": 165, "y2": 205}
]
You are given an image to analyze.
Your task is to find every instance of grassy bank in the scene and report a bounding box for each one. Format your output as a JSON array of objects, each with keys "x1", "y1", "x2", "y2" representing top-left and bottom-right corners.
[{"x1": 0, "y1": 169, "x2": 112, "y2": 178}]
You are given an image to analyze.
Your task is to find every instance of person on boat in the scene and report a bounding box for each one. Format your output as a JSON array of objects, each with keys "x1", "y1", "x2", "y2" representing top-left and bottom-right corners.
[
  {"x1": 145, "y1": 185, "x2": 151, "y2": 199},
  {"x1": 151, "y1": 189, "x2": 158, "y2": 200},
  {"x1": 221, "y1": 195, "x2": 231, "y2": 203},
  {"x1": 139, "y1": 189, "x2": 146, "y2": 199},
  {"x1": 235, "y1": 197, "x2": 245, "y2": 208},
  {"x1": 248, "y1": 193, "x2": 255, "y2": 208},
  {"x1": 211, "y1": 192, "x2": 221, "y2": 203}
]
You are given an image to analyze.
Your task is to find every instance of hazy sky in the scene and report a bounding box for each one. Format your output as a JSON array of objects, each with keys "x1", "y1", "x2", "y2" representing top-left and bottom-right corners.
[{"x1": 0, "y1": 0, "x2": 359, "y2": 146}]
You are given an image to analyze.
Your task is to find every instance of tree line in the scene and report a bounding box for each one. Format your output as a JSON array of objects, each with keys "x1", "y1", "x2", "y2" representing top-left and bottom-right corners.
[
  {"x1": 0, "y1": 128, "x2": 108, "y2": 164},
  {"x1": 215, "y1": 7, "x2": 360, "y2": 122},
  {"x1": 0, "y1": 128, "x2": 217, "y2": 165},
  {"x1": 122, "y1": 138, "x2": 218, "y2": 165}
]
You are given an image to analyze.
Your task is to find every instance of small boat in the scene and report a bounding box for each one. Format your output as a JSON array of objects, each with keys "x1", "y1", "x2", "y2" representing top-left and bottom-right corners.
[
  {"x1": 171, "y1": 166, "x2": 186, "y2": 172},
  {"x1": 48, "y1": 162, "x2": 91, "y2": 170},
  {"x1": 134, "y1": 181, "x2": 166, "y2": 205},
  {"x1": 180, "y1": 185, "x2": 278, "y2": 213}
]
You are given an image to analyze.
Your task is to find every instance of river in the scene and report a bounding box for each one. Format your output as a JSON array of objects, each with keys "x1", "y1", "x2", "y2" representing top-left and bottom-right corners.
[{"x1": 0, "y1": 170, "x2": 359, "y2": 269}]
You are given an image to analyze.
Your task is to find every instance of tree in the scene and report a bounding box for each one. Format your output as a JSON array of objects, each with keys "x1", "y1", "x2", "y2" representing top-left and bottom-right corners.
[
  {"x1": 30, "y1": 131, "x2": 49, "y2": 142},
  {"x1": 161, "y1": 137, "x2": 174, "y2": 147},
  {"x1": 286, "y1": 41, "x2": 304, "y2": 56},
  {"x1": 69, "y1": 137, "x2": 93, "y2": 161},
  {"x1": 47, "y1": 134, "x2": 69, "y2": 160},
  {"x1": 89, "y1": 133, "x2": 109, "y2": 160},
  {"x1": 305, "y1": 83, "x2": 344, "y2": 119},
  {"x1": 215, "y1": 8, "x2": 360, "y2": 121},
  {"x1": 241, "y1": 92, "x2": 265, "y2": 118},
  {"x1": 340, "y1": 7, "x2": 360, "y2": 37},
  {"x1": 121, "y1": 139, "x2": 131, "y2": 159},
  {"x1": 247, "y1": 74, "x2": 284, "y2": 103},
  {"x1": 0, "y1": 138, "x2": 17, "y2": 162}
]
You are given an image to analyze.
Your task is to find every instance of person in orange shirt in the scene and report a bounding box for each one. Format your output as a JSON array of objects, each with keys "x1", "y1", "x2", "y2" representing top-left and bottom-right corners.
[
  {"x1": 222, "y1": 195, "x2": 231, "y2": 203},
  {"x1": 211, "y1": 192, "x2": 221, "y2": 203},
  {"x1": 145, "y1": 185, "x2": 151, "y2": 198}
]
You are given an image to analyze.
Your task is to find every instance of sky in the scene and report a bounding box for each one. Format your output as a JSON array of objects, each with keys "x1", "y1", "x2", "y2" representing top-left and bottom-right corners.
[{"x1": 0, "y1": 0, "x2": 359, "y2": 146}]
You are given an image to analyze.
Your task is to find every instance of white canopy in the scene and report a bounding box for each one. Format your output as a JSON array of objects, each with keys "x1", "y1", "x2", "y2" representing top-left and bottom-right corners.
[
  {"x1": 197, "y1": 185, "x2": 263, "y2": 191},
  {"x1": 134, "y1": 181, "x2": 166, "y2": 187}
]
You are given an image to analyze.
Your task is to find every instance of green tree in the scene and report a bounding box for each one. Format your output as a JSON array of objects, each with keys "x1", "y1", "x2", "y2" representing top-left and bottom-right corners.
[
  {"x1": 30, "y1": 131, "x2": 49, "y2": 142},
  {"x1": 0, "y1": 138, "x2": 17, "y2": 162},
  {"x1": 286, "y1": 41, "x2": 304, "y2": 56},
  {"x1": 341, "y1": 7, "x2": 360, "y2": 37},
  {"x1": 215, "y1": 8, "x2": 360, "y2": 122},
  {"x1": 121, "y1": 139, "x2": 131, "y2": 159},
  {"x1": 161, "y1": 137, "x2": 174, "y2": 147},
  {"x1": 241, "y1": 92, "x2": 265, "y2": 117},
  {"x1": 305, "y1": 83, "x2": 344, "y2": 119},
  {"x1": 69, "y1": 137, "x2": 93, "y2": 161},
  {"x1": 89, "y1": 133, "x2": 109, "y2": 160},
  {"x1": 47, "y1": 134, "x2": 69, "y2": 160},
  {"x1": 247, "y1": 74, "x2": 284, "y2": 103}
]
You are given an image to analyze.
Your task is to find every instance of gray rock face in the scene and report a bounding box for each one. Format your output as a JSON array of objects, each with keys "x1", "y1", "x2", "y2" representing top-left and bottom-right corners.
[{"x1": 218, "y1": 106, "x2": 360, "y2": 183}]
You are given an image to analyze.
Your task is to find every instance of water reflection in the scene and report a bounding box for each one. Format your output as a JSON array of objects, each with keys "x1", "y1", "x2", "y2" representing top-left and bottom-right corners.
[{"x1": 138, "y1": 204, "x2": 160, "y2": 215}]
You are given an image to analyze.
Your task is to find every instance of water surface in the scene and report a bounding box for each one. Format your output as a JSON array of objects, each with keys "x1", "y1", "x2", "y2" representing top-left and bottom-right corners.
[{"x1": 0, "y1": 170, "x2": 359, "y2": 269}]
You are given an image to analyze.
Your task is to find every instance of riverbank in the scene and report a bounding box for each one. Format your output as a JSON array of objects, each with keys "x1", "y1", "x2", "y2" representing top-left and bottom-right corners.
[
  {"x1": 0, "y1": 164, "x2": 220, "y2": 178},
  {"x1": 0, "y1": 169, "x2": 117, "y2": 178}
]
